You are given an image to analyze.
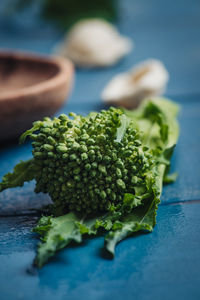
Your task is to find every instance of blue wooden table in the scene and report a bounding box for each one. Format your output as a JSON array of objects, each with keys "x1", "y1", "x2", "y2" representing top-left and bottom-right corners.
[{"x1": 0, "y1": 1, "x2": 200, "y2": 299}]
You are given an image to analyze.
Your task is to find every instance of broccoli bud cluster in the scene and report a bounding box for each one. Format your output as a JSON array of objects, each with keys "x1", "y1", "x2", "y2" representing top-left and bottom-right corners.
[{"x1": 29, "y1": 108, "x2": 152, "y2": 214}]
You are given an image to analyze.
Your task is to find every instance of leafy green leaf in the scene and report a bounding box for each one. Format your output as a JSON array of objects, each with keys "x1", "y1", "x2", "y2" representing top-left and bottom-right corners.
[
  {"x1": 122, "y1": 193, "x2": 142, "y2": 212},
  {"x1": 115, "y1": 114, "x2": 130, "y2": 143},
  {"x1": 0, "y1": 159, "x2": 36, "y2": 192},
  {"x1": 105, "y1": 219, "x2": 152, "y2": 256},
  {"x1": 163, "y1": 172, "x2": 178, "y2": 184},
  {"x1": 124, "y1": 97, "x2": 179, "y2": 149},
  {"x1": 105, "y1": 164, "x2": 164, "y2": 255},
  {"x1": 33, "y1": 213, "x2": 82, "y2": 268},
  {"x1": 19, "y1": 121, "x2": 43, "y2": 144}
]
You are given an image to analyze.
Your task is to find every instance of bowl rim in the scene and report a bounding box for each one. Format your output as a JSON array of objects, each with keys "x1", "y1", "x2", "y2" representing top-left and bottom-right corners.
[{"x1": 0, "y1": 50, "x2": 74, "y2": 101}]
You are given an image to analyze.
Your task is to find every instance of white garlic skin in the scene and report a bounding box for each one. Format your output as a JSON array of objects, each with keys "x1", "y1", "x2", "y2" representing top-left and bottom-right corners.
[
  {"x1": 56, "y1": 19, "x2": 133, "y2": 67},
  {"x1": 102, "y1": 59, "x2": 169, "y2": 108}
]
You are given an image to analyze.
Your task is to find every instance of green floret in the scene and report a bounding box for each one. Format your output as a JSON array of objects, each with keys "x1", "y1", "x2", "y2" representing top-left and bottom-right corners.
[
  {"x1": 18, "y1": 107, "x2": 153, "y2": 215},
  {"x1": 0, "y1": 98, "x2": 179, "y2": 267}
]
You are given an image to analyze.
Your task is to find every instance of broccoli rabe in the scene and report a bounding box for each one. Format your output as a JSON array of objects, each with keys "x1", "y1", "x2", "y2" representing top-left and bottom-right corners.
[
  {"x1": 24, "y1": 108, "x2": 154, "y2": 214},
  {"x1": 0, "y1": 98, "x2": 179, "y2": 267}
]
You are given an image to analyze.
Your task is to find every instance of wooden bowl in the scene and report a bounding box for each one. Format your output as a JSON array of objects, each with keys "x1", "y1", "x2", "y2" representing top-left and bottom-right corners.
[{"x1": 0, "y1": 50, "x2": 74, "y2": 141}]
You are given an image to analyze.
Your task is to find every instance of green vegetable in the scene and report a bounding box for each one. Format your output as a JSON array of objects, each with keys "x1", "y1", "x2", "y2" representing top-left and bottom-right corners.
[
  {"x1": 0, "y1": 98, "x2": 179, "y2": 267},
  {"x1": 12, "y1": 0, "x2": 117, "y2": 29}
]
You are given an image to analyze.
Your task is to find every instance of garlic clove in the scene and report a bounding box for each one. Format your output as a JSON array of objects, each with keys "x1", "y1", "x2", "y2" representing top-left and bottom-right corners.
[
  {"x1": 56, "y1": 19, "x2": 133, "y2": 67},
  {"x1": 102, "y1": 59, "x2": 169, "y2": 108}
]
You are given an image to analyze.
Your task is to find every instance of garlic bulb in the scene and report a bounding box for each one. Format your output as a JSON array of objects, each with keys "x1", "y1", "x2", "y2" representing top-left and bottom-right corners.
[
  {"x1": 56, "y1": 19, "x2": 133, "y2": 67},
  {"x1": 102, "y1": 59, "x2": 169, "y2": 108}
]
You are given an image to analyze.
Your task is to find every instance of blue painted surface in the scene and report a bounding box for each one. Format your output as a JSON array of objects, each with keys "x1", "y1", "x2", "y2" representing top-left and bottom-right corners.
[
  {"x1": 0, "y1": 0, "x2": 200, "y2": 299},
  {"x1": 1, "y1": 203, "x2": 200, "y2": 300}
]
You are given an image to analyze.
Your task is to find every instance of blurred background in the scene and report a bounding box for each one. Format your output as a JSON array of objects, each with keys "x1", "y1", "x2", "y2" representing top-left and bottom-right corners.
[{"x1": 0, "y1": 0, "x2": 200, "y2": 107}]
